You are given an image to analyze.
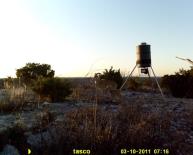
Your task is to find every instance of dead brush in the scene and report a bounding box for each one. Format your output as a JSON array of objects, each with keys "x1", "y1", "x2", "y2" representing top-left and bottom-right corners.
[
  {"x1": 186, "y1": 108, "x2": 193, "y2": 129},
  {"x1": 39, "y1": 103, "x2": 174, "y2": 155},
  {"x1": 69, "y1": 77, "x2": 123, "y2": 104},
  {"x1": 0, "y1": 87, "x2": 39, "y2": 113},
  {"x1": 32, "y1": 108, "x2": 56, "y2": 134},
  {"x1": 0, "y1": 121, "x2": 28, "y2": 154}
]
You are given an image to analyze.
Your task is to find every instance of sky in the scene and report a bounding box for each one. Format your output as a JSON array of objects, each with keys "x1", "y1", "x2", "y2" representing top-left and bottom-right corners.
[{"x1": 0, "y1": 0, "x2": 193, "y2": 78}]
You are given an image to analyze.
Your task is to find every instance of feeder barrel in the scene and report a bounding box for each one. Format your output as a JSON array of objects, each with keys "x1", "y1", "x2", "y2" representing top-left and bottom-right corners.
[{"x1": 136, "y1": 42, "x2": 151, "y2": 68}]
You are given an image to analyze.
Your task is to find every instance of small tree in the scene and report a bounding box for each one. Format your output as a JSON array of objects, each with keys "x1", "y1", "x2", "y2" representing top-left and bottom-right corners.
[
  {"x1": 16, "y1": 63, "x2": 55, "y2": 86},
  {"x1": 94, "y1": 66, "x2": 123, "y2": 89}
]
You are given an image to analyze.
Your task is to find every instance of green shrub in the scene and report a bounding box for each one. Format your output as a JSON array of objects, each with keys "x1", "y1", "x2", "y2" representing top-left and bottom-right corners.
[
  {"x1": 32, "y1": 78, "x2": 72, "y2": 102},
  {"x1": 161, "y1": 68, "x2": 193, "y2": 98},
  {"x1": 94, "y1": 66, "x2": 123, "y2": 89}
]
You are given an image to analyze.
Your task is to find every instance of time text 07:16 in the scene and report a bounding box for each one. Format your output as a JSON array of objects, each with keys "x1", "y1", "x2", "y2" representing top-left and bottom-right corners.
[{"x1": 121, "y1": 149, "x2": 170, "y2": 154}]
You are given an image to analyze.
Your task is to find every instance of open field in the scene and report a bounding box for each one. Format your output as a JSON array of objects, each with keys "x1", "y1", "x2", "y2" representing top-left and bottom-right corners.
[{"x1": 0, "y1": 78, "x2": 193, "y2": 155}]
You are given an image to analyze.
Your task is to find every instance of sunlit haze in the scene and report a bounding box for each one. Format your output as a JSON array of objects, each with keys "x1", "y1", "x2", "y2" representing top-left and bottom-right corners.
[{"x1": 0, "y1": 0, "x2": 193, "y2": 78}]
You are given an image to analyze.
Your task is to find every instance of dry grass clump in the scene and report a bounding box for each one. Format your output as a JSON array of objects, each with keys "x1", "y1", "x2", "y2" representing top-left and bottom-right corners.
[
  {"x1": 0, "y1": 88, "x2": 38, "y2": 113},
  {"x1": 36, "y1": 104, "x2": 174, "y2": 155},
  {"x1": 70, "y1": 86, "x2": 122, "y2": 104},
  {"x1": 32, "y1": 110, "x2": 56, "y2": 133}
]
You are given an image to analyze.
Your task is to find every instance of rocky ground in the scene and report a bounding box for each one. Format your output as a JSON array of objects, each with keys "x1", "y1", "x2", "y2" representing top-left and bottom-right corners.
[{"x1": 0, "y1": 91, "x2": 193, "y2": 154}]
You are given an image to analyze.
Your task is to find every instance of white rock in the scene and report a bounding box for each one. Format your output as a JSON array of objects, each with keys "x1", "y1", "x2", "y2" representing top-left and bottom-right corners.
[{"x1": 42, "y1": 101, "x2": 50, "y2": 109}]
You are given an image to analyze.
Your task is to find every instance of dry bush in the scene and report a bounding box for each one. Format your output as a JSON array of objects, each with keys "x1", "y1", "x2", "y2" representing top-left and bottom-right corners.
[
  {"x1": 32, "y1": 110, "x2": 56, "y2": 133},
  {"x1": 0, "y1": 88, "x2": 38, "y2": 113},
  {"x1": 0, "y1": 122, "x2": 28, "y2": 154},
  {"x1": 32, "y1": 77, "x2": 72, "y2": 102},
  {"x1": 35, "y1": 104, "x2": 174, "y2": 155},
  {"x1": 162, "y1": 68, "x2": 193, "y2": 98},
  {"x1": 70, "y1": 87, "x2": 95, "y2": 103},
  {"x1": 70, "y1": 79, "x2": 122, "y2": 104},
  {"x1": 127, "y1": 78, "x2": 140, "y2": 90}
]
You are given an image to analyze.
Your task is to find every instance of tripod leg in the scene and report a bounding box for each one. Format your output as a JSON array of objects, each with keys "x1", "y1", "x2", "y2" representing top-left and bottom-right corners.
[
  {"x1": 147, "y1": 67, "x2": 151, "y2": 78},
  {"x1": 150, "y1": 67, "x2": 165, "y2": 99},
  {"x1": 147, "y1": 68, "x2": 154, "y2": 92},
  {"x1": 120, "y1": 64, "x2": 137, "y2": 90}
]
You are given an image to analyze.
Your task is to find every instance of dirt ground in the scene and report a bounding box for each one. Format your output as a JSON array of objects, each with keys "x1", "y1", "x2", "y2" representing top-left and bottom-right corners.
[{"x1": 0, "y1": 91, "x2": 193, "y2": 154}]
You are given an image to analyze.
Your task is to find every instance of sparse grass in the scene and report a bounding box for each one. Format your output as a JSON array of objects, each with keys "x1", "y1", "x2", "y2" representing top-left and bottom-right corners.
[
  {"x1": 1, "y1": 77, "x2": 193, "y2": 154},
  {"x1": 32, "y1": 109, "x2": 56, "y2": 133},
  {"x1": 0, "y1": 87, "x2": 38, "y2": 113},
  {"x1": 33, "y1": 103, "x2": 176, "y2": 155},
  {"x1": 1, "y1": 96, "x2": 193, "y2": 154}
]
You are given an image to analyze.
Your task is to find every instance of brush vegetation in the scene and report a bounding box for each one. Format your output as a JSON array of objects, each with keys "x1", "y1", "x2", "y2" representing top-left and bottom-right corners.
[
  {"x1": 94, "y1": 66, "x2": 123, "y2": 89},
  {"x1": 1, "y1": 64, "x2": 193, "y2": 154},
  {"x1": 32, "y1": 77, "x2": 72, "y2": 102},
  {"x1": 1, "y1": 103, "x2": 191, "y2": 154},
  {"x1": 162, "y1": 67, "x2": 193, "y2": 98}
]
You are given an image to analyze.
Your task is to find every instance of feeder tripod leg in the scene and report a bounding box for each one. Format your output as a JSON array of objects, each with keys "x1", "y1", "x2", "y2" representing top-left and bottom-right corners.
[
  {"x1": 150, "y1": 67, "x2": 165, "y2": 99},
  {"x1": 147, "y1": 68, "x2": 155, "y2": 92},
  {"x1": 120, "y1": 64, "x2": 137, "y2": 90}
]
